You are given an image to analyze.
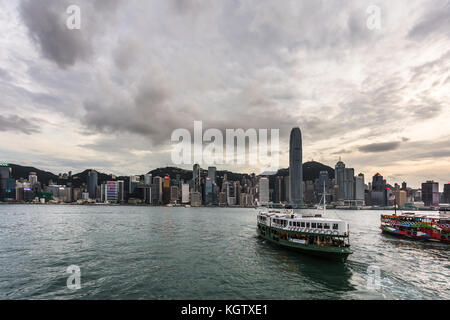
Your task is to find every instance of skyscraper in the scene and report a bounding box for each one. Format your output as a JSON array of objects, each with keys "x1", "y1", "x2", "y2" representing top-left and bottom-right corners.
[
  {"x1": 371, "y1": 173, "x2": 387, "y2": 206},
  {"x1": 343, "y1": 168, "x2": 355, "y2": 200},
  {"x1": 181, "y1": 184, "x2": 190, "y2": 203},
  {"x1": 163, "y1": 176, "x2": 171, "y2": 204},
  {"x1": 29, "y1": 172, "x2": 38, "y2": 186},
  {"x1": 129, "y1": 175, "x2": 140, "y2": 193},
  {"x1": 144, "y1": 174, "x2": 152, "y2": 186},
  {"x1": 422, "y1": 181, "x2": 439, "y2": 207},
  {"x1": 289, "y1": 127, "x2": 303, "y2": 204},
  {"x1": 193, "y1": 164, "x2": 201, "y2": 193},
  {"x1": 258, "y1": 177, "x2": 270, "y2": 205},
  {"x1": 355, "y1": 173, "x2": 365, "y2": 204},
  {"x1": 205, "y1": 166, "x2": 216, "y2": 204},
  {"x1": 444, "y1": 183, "x2": 450, "y2": 204},
  {"x1": 0, "y1": 164, "x2": 15, "y2": 201},
  {"x1": 87, "y1": 170, "x2": 98, "y2": 200},
  {"x1": 335, "y1": 160, "x2": 345, "y2": 200},
  {"x1": 274, "y1": 176, "x2": 283, "y2": 203}
]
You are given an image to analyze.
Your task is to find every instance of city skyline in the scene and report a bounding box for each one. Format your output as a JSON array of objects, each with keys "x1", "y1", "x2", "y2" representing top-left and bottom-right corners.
[{"x1": 0, "y1": 1, "x2": 449, "y2": 190}]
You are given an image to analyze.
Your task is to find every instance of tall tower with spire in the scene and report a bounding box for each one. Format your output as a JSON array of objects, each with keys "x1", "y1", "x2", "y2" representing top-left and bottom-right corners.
[{"x1": 289, "y1": 127, "x2": 303, "y2": 204}]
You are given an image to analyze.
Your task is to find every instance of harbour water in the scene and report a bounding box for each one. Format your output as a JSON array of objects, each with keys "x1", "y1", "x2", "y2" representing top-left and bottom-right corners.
[{"x1": 0, "y1": 205, "x2": 448, "y2": 300}]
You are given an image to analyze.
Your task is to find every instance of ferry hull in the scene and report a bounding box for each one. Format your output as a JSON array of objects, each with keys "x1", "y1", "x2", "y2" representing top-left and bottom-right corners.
[
  {"x1": 380, "y1": 226, "x2": 450, "y2": 244},
  {"x1": 257, "y1": 228, "x2": 352, "y2": 262}
]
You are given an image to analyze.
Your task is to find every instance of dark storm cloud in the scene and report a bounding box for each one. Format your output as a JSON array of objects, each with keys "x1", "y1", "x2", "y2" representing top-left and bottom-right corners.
[
  {"x1": 0, "y1": 115, "x2": 40, "y2": 134},
  {"x1": 19, "y1": 0, "x2": 91, "y2": 68},
  {"x1": 19, "y1": 0, "x2": 121, "y2": 68},
  {"x1": 358, "y1": 141, "x2": 401, "y2": 153},
  {"x1": 82, "y1": 75, "x2": 186, "y2": 145}
]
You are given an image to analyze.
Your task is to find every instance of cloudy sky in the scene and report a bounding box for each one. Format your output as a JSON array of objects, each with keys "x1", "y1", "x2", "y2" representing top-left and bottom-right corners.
[{"x1": 0, "y1": 0, "x2": 449, "y2": 189}]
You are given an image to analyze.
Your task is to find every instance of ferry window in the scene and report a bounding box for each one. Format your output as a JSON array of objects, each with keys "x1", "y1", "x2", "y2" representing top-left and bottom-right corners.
[
  {"x1": 301, "y1": 222, "x2": 305, "y2": 227},
  {"x1": 317, "y1": 223, "x2": 323, "y2": 229},
  {"x1": 306, "y1": 223, "x2": 310, "y2": 228},
  {"x1": 311, "y1": 223, "x2": 317, "y2": 228},
  {"x1": 333, "y1": 224, "x2": 338, "y2": 230},
  {"x1": 289, "y1": 221, "x2": 292, "y2": 226},
  {"x1": 324, "y1": 223, "x2": 330, "y2": 229}
]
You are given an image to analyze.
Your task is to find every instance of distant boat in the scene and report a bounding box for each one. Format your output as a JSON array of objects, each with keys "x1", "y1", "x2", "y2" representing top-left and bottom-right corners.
[
  {"x1": 380, "y1": 211, "x2": 450, "y2": 244},
  {"x1": 185, "y1": 205, "x2": 191, "y2": 208}
]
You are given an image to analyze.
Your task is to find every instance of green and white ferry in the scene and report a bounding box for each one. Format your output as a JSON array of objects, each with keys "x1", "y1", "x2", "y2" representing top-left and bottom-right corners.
[
  {"x1": 257, "y1": 209, "x2": 352, "y2": 261},
  {"x1": 257, "y1": 185, "x2": 352, "y2": 261}
]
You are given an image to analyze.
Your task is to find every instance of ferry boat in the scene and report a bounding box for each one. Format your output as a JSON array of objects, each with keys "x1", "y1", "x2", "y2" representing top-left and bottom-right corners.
[
  {"x1": 257, "y1": 186, "x2": 352, "y2": 261},
  {"x1": 380, "y1": 212, "x2": 450, "y2": 243}
]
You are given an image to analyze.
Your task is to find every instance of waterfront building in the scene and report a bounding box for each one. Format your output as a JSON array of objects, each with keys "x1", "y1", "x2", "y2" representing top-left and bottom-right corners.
[
  {"x1": 304, "y1": 180, "x2": 315, "y2": 204},
  {"x1": 163, "y1": 176, "x2": 171, "y2": 204},
  {"x1": 87, "y1": 170, "x2": 98, "y2": 200},
  {"x1": 142, "y1": 186, "x2": 152, "y2": 204},
  {"x1": 144, "y1": 174, "x2": 152, "y2": 186},
  {"x1": 181, "y1": 184, "x2": 190, "y2": 203},
  {"x1": 258, "y1": 177, "x2": 270, "y2": 205},
  {"x1": 371, "y1": 173, "x2": 388, "y2": 206},
  {"x1": 444, "y1": 183, "x2": 450, "y2": 204},
  {"x1": 218, "y1": 192, "x2": 227, "y2": 206},
  {"x1": 61, "y1": 187, "x2": 72, "y2": 203},
  {"x1": 15, "y1": 180, "x2": 34, "y2": 202},
  {"x1": 343, "y1": 168, "x2": 355, "y2": 201},
  {"x1": 372, "y1": 173, "x2": 385, "y2": 192},
  {"x1": 193, "y1": 164, "x2": 201, "y2": 193},
  {"x1": 422, "y1": 181, "x2": 439, "y2": 207},
  {"x1": 274, "y1": 176, "x2": 283, "y2": 203},
  {"x1": 190, "y1": 191, "x2": 202, "y2": 206},
  {"x1": 205, "y1": 177, "x2": 213, "y2": 204},
  {"x1": 170, "y1": 186, "x2": 179, "y2": 203},
  {"x1": 289, "y1": 127, "x2": 303, "y2": 204},
  {"x1": 101, "y1": 181, "x2": 117, "y2": 203},
  {"x1": 207, "y1": 166, "x2": 216, "y2": 182},
  {"x1": 129, "y1": 175, "x2": 140, "y2": 194},
  {"x1": 205, "y1": 167, "x2": 216, "y2": 205},
  {"x1": 335, "y1": 160, "x2": 345, "y2": 201},
  {"x1": 393, "y1": 190, "x2": 407, "y2": 207},
  {"x1": 0, "y1": 164, "x2": 15, "y2": 201},
  {"x1": 29, "y1": 172, "x2": 38, "y2": 186},
  {"x1": 355, "y1": 173, "x2": 365, "y2": 205},
  {"x1": 117, "y1": 180, "x2": 124, "y2": 203},
  {"x1": 283, "y1": 175, "x2": 290, "y2": 202},
  {"x1": 72, "y1": 188, "x2": 81, "y2": 201},
  {"x1": 152, "y1": 176, "x2": 163, "y2": 204},
  {"x1": 235, "y1": 181, "x2": 241, "y2": 205},
  {"x1": 226, "y1": 181, "x2": 237, "y2": 206},
  {"x1": 240, "y1": 193, "x2": 248, "y2": 206}
]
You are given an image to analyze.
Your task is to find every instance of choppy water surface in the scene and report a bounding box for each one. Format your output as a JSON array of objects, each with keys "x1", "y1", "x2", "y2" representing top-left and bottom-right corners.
[{"x1": 0, "y1": 205, "x2": 448, "y2": 299}]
